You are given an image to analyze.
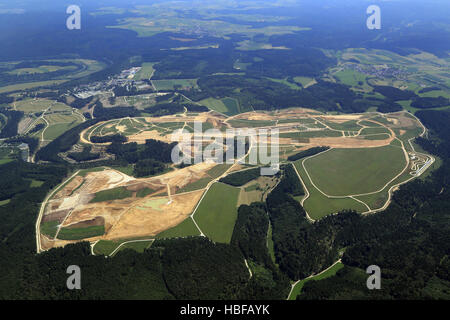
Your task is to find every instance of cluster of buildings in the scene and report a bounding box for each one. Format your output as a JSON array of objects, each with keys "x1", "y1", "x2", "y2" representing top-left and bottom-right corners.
[
  {"x1": 348, "y1": 63, "x2": 409, "y2": 81},
  {"x1": 119, "y1": 67, "x2": 142, "y2": 80},
  {"x1": 72, "y1": 67, "x2": 152, "y2": 99}
]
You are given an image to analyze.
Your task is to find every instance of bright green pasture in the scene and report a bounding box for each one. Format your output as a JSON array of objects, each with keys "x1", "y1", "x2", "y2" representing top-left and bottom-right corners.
[
  {"x1": 288, "y1": 262, "x2": 344, "y2": 300},
  {"x1": 156, "y1": 217, "x2": 200, "y2": 239},
  {"x1": 194, "y1": 182, "x2": 240, "y2": 243},
  {"x1": 303, "y1": 146, "x2": 406, "y2": 196}
]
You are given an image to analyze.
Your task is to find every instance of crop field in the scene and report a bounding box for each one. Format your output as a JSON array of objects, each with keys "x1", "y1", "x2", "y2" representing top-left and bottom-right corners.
[
  {"x1": 37, "y1": 108, "x2": 434, "y2": 252},
  {"x1": 152, "y1": 79, "x2": 198, "y2": 91},
  {"x1": 12, "y1": 98, "x2": 84, "y2": 140},
  {"x1": 14, "y1": 99, "x2": 56, "y2": 113},
  {"x1": 115, "y1": 240, "x2": 153, "y2": 254},
  {"x1": 289, "y1": 111, "x2": 433, "y2": 219},
  {"x1": 0, "y1": 199, "x2": 11, "y2": 206},
  {"x1": 106, "y1": 10, "x2": 307, "y2": 39},
  {"x1": 57, "y1": 225, "x2": 105, "y2": 240},
  {"x1": 337, "y1": 48, "x2": 450, "y2": 110},
  {"x1": 199, "y1": 97, "x2": 242, "y2": 115},
  {"x1": 40, "y1": 220, "x2": 59, "y2": 238},
  {"x1": 228, "y1": 119, "x2": 276, "y2": 128},
  {"x1": 43, "y1": 121, "x2": 81, "y2": 140},
  {"x1": 93, "y1": 237, "x2": 153, "y2": 256},
  {"x1": 294, "y1": 159, "x2": 367, "y2": 219},
  {"x1": 194, "y1": 182, "x2": 240, "y2": 243},
  {"x1": 222, "y1": 97, "x2": 240, "y2": 115},
  {"x1": 237, "y1": 176, "x2": 279, "y2": 206},
  {"x1": 90, "y1": 187, "x2": 133, "y2": 203},
  {"x1": 155, "y1": 217, "x2": 200, "y2": 239},
  {"x1": 334, "y1": 69, "x2": 368, "y2": 87},
  {"x1": 279, "y1": 130, "x2": 343, "y2": 139},
  {"x1": 0, "y1": 80, "x2": 67, "y2": 94},
  {"x1": 0, "y1": 59, "x2": 105, "y2": 93},
  {"x1": 134, "y1": 62, "x2": 155, "y2": 80},
  {"x1": 304, "y1": 146, "x2": 406, "y2": 196}
]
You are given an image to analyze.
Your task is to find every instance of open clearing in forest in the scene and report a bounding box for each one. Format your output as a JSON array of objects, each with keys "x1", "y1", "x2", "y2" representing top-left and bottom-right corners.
[
  {"x1": 304, "y1": 146, "x2": 406, "y2": 196},
  {"x1": 193, "y1": 182, "x2": 240, "y2": 244},
  {"x1": 36, "y1": 108, "x2": 433, "y2": 252}
]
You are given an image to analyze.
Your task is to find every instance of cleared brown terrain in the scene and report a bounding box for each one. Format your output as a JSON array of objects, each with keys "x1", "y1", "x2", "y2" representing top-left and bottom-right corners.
[
  {"x1": 41, "y1": 163, "x2": 215, "y2": 250},
  {"x1": 39, "y1": 108, "x2": 422, "y2": 251}
]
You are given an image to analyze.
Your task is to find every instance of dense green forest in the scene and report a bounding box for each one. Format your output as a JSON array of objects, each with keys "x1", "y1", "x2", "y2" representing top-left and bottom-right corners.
[
  {"x1": 287, "y1": 146, "x2": 330, "y2": 161},
  {"x1": 0, "y1": 109, "x2": 23, "y2": 138},
  {"x1": 219, "y1": 167, "x2": 261, "y2": 186},
  {"x1": 193, "y1": 76, "x2": 403, "y2": 113},
  {"x1": 0, "y1": 0, "x2": 449, "y2": 301},
  {"x1": 298, "y1": 109, "x2": 450, "y2": 299}
]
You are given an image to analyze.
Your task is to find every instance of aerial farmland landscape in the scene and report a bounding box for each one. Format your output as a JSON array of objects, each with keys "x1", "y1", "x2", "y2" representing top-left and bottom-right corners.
[{"x1": 0, "y1": 0, "x2": 449, "y2": 310}]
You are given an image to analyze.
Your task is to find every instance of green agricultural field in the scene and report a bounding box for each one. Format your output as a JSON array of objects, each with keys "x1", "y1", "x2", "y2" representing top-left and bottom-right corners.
[
  {"x1": 156, "y1": 217, "x2": 201, "y2": 239},
  {"x1": 57, "y1": 225, "x2": 105, "y2": 240},
  {"x1": 358, "y1": 120, "x2": 382, "y2": 127},
  {"x1": 359, "y1": 127, "x2": 391, "y2": 135},
  {"x1": 14, "y1": 99, "x2": 54, "y2": 113},
  {"x1": 278, "y1": 118, "x2": 318, "y2": 125},
  {"x1": 200, "y1": 97, "x2": 240, "y2": 115},
  {"x1": 359, "y1": 133, "x2": 391, "y2": 140},
  {"x1": 228, "y1": 119, "x2": 276, "y2": 128},
  {"x1": 289, "y1": 262, "x2": 344, "y2": 300},
  {"x1": 194, "y1": 182, "x2": 240, "y2": 243},
  {"x1": 0, "y1": 199, "x2": 11, "y2": 206},
  {"x1": 206, "y1": 164, "x2": 232, "y2": 179},
  {"x1": 176, "y1": 177, "x2": 211, "y2": 194},
  {"x1": 0, "y1": 150, "x2": 14, "y2": 165},
  {"x1": 40, "y1": 221, "x2": 59, "y2": 238},
  {"x1": 222, "y1": 97, "x2": 240, "y2": 115},
  {"x1": 0, "y1": 80, "x2": 67, "y2": 94},
  {"x1": 334, "y1": 69, "x2": 368, "y2": 87},
  {"x1": 112, "y1": 164, "x2": 135, "y2": 176},
  {"x1": 45, "y1": 113, "x2": 79, "y2": 124},
  {"x1": 135, "y1": 62, "x2": 155, "y2": 80},
  {"x1": 43, "y1": 121, "x2": 81, "y2": 140},
  {"x1": 90, "y1": 186, "x2": 133, "y2": 203},
  {"x1": 293, "y1": 76, "x2": 316, "y2": 87},
  {"x1": 324, "y1": 120, "x2": 362, "y2": 131},
  {"x1": 116, "y1": 240, "x2": 153, "y2": 254},
  {"x1": 279, "y1": 130, "x2": 342, "y2": 139},
  {"x1": 78, "y1": 167, "x2": 107, "y2": 177},
  {"x1": 268, "y1": 78, "x2": 302, "y2": 90},
  {"x1": 294, "y1": 160, "x2": 371, "y2": 219},
  {"x1": 7, "y1": 65, "x2": 75, "y2": 75},
  {"x1": 303, "y1": 146, "x2": 406, "y2": 196},
  {"x1": 419, "y1": 89, "x2": 450, "y2": 99},
  {"x1": 108, "y1": 14, "x2": 306, "y2": 39},
  {"x1": 152, "y1": 79, "x2": 197, "y2": 91},
  {"x1": 93, "y1": 240, "x2": 120, "y2": 256},
  {"x1": 30, "y1": 180, "x2": 44, "y2": 188}
]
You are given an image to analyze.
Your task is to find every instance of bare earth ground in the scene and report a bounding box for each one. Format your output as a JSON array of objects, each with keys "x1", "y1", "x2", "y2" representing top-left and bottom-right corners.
[
  {"x1": 41, "y1": 163, "x2": 214, "y2": 250},
  {"x1": 39, "y1": 108, "x2": 430, "y2": 250}
]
